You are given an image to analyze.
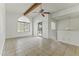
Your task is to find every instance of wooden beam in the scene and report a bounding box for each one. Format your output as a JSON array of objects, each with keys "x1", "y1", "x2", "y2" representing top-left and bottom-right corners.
[{"x1": 23, "y1": 3, "x2": 41, "y2": 15}]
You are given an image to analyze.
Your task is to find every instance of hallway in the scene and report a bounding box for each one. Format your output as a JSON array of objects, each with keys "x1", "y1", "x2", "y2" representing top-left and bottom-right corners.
[{"x1": 2, "y1": 37, "x2": 79, "y2": 56}]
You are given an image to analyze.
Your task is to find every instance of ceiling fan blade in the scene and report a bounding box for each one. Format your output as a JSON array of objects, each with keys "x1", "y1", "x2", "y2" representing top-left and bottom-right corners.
[
  {"x1": 32, "y1": 12, "x2": 40, "y2": 13},
  {"x1": 43, "y1": 12, "x2": 50, "y2": 14},
  {"x1": 41, "y1": 14, "x2": 45, "y2": 17}
]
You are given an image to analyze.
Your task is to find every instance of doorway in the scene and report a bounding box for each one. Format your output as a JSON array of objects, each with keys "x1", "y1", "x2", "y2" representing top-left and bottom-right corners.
[{"x1": 37, "y1": 22, "x2": 43, "y2": 37}]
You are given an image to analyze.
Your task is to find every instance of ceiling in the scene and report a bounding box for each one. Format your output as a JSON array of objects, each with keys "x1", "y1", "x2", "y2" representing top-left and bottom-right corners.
[
  {"x1": 6, "y1": 3, "x2": 33, "y2": 14},
  {"x1": 6, "y1": 3, "x2": 79, "y2": 19}
]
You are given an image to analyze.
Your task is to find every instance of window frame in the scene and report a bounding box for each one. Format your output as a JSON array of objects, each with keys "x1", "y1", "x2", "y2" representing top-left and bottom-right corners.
[{"x1": 17, "y1": 21, "x2": 30, "y2": 33}]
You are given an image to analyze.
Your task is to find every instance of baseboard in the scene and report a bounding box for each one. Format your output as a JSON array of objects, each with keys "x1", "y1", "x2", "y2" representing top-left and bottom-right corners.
[
  {"x1": 6, "y1": 35, "x2": 33, "y2": 39},
  {"x1": 58, "y1": 40, "x2": 79, "y2": 47}
]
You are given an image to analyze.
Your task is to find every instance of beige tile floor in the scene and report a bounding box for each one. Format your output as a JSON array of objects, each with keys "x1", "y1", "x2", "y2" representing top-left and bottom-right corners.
[{"x1": 2, "y1": 37, "x2": 79, "y2": 56}]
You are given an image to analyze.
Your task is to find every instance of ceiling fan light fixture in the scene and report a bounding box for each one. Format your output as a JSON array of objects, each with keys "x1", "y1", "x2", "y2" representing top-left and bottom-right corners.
[{"x1": 40, "y1": 9, "x2": 44, "y2": 13}]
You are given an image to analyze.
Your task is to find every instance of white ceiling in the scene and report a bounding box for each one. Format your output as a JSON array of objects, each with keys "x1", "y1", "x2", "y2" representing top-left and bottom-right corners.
[
  {"x1": 6, "y1": 3, "x2": 79, "y2": 19},
  {"x1": 6, "y1": 3, "x2": 33, "y2": 14}
]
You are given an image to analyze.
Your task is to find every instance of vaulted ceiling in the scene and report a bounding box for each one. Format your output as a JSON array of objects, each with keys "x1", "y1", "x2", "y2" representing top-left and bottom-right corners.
[{"x1": 6, "y1": 3, "x2": 79, "y2": 19}]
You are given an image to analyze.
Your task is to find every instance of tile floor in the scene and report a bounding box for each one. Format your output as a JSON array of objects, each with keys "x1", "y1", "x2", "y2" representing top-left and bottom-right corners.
[{"x1": 2, "y1": 37, "x2": 79, "y2": 56}]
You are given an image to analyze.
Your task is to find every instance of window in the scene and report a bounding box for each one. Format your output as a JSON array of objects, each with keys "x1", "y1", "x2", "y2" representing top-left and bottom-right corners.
[
  {"x1": 17, "y1": 21, "x2": 30, "y2": 32},
  {"x1": 51, "y1": 22, "x2": 56, "y2": 30}
]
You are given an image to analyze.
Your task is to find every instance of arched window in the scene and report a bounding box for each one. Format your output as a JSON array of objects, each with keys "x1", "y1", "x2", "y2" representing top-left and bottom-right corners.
[{"x1": 17, "y1": 16, "x2": 30, "y2": 32}]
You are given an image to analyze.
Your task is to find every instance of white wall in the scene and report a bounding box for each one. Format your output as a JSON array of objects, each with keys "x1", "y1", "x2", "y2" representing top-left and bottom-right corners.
[
  {"x1": 53, "y1": 5, "x2": 79, "y2": 46},
  {"x1": 6, "y1": 12, "x2": 32, "y2": 38},
  {"x1": 57, "y1": 18, "x2": 79, "y2": 46},
  {"x1": 33, "y1": 14, "x2": 57, "y2": 40},
  {"x1": 33, "y1": 15, "x2": 43, "y2": 36},
  {"x1": 0, "y1": 4, "x2": 6, "y2": 55},
  {"x1": 48, "y1": 15, "x2": 57, "y2": 40},
  {"x1": 33, "y1": 14, "x2": 48, "y2": 39},
  {"x1": 42, "y1": 15, "x2": 48, "y2": 39}
]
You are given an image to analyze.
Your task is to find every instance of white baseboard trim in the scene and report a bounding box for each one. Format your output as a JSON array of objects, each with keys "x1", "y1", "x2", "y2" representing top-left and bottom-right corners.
[
  {"x1": 6, "y1": 35, "x2": 33, "y2": 39},
  {"x1": 58, "y1": 40, "x2": 79, "y2": 47}
]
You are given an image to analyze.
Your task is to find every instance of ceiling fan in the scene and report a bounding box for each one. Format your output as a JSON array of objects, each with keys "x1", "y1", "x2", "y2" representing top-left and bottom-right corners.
[
  {"x1": 19, "y1": 3, "x2": 50, "y2": 23},
  {"x1": 33, "y1": 9, "x2": 50, "y2": 17},
  {"x1": 23, "y1": 3, "x2": 50, "y2": 17},
  {"x1": 32, "y1": 4, "x2": 51, "y2": 17}
]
